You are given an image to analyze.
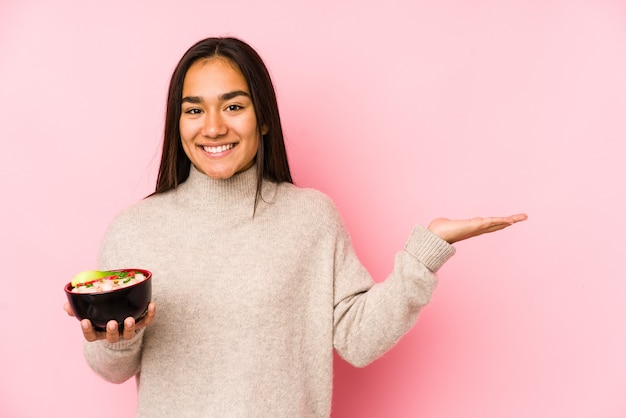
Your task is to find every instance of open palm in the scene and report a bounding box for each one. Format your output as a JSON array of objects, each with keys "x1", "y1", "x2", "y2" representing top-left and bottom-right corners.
[{"x1": 428, "y1": 213, "x2": 528, "y2": 244}]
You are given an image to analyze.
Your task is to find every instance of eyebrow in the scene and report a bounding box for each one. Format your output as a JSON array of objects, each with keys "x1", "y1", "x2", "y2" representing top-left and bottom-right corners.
[{"x1": 181, "y1": 90, "x2": 251, "y2": 104}]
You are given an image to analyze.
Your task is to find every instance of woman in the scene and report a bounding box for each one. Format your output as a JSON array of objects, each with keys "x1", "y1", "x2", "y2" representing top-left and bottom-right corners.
[{"x1": 65, "y1": 37, "x2": 526, "y2": 417}]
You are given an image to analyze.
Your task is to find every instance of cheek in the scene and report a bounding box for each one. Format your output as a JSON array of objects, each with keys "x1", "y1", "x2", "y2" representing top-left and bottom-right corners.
[
  {"x1": 179, "y1": 120, "x2": 191, "y2": 141},
  {"x1": 247, "y1": 131, "x2": 260, "y2": 152},
  {"x1": 179, "y1": 138, "x2": 193, "y2": 161},
  {"x1": 240, "y1": 118, "x2": 261, "y2": 144},
  {"x1": 178, "y1": 122, "x2": 194, "y2": 156}
]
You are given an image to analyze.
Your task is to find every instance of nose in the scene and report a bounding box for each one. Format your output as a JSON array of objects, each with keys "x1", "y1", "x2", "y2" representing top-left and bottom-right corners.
[{"x1": 202, "y1": 110, "x2": 227, "y2": 138}]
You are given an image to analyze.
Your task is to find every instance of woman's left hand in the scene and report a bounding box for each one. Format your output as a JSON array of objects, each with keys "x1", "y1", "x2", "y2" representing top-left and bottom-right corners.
[{"x1": 428, "y1": 213, "x2": 528, "y2": 244}]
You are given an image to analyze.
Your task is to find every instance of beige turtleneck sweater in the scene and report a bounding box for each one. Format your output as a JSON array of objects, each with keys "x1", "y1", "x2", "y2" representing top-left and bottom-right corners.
[{"x1": 83, "y1": 164, "x2": 455, "y2": 417}]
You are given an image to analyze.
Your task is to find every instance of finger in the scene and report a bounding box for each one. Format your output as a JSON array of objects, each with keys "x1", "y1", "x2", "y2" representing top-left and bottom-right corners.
[
  {"x1": 122, "y1": 317, "x2": 136, "y2": 340},
  {"x1": 468, "y1": 219, "x2": 513, "y2": 236},
  {"x1": 81, "y1": 319, "x2": 99, "y2": 342},
  {"x1": 106, "y1": 320, "x2": 120, "y2": 343},
  {"x1": 491, "y1": 214, "x2": 527, "y2": 225},
  {"x1": 485, "y1": 223, "x2": 511, "y2": 233},
  {"x1": 510, "y1": 213, "x2": 528, "y2": 223},
  {"x1": 140, "y1": 302, "x2": 156, "y2": 327},
  {"x1": 135, "y1": 302, "x2": 156, "y2": 329},
  {"x1": 481, "y1": 217, "x2": 518, "y2": 229},
  {"x1": 477, "y1": 215, "x2": 527, "y2": 237},
  {"x1": 64, "y1": 302, "x2": 75, "y2": 317}
]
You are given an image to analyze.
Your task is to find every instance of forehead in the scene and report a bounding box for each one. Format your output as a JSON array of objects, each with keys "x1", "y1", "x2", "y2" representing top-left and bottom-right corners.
[{"x1": 183, "y1": 57, "x2": 249, "y2": 93}]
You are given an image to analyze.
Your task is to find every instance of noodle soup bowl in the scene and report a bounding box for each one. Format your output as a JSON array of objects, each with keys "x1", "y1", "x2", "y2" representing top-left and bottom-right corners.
[{"x1": 64, "y1": 268, "x2": 152, "y2": 331}]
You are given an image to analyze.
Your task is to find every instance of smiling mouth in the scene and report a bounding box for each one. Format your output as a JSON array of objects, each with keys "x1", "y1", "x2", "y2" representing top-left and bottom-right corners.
[{"x1": 202, "y1": 143, "x2": 235, "y2": 154}]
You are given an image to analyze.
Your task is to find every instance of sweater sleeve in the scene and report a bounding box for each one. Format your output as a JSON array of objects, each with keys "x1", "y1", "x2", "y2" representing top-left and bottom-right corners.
[
  {"x1": 81, "y1": 212, "x2": 145, "y2": 384},
  {"x1": 332, "y1": 223, "x2": 455, "y2": 367},
  {"x1": 83, "y1": 329, "x2": 144, "y2": 384}
]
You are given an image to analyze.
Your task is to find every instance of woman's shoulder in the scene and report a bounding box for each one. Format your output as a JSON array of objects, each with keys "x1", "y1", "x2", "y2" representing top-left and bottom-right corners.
[
  {"x1": 276, "y1": 182, "x2": 337, "y2": 209},
  {"x1": 272, "y1": 182, "x2": 344, "y2": 227},
  {"x1": 107, "y1": 192, "x2": 173, "y2": 228}
]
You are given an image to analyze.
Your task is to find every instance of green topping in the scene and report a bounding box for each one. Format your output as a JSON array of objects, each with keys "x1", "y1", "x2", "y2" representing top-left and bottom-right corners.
[
  {"x1": 71, "y1": 270, "x2": 113, "y2": 287},
  {"x1": 71, "y1": 270, "x2": 137, "y2": 287}
]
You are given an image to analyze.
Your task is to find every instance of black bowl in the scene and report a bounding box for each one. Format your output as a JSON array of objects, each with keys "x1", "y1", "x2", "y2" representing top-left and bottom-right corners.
[{"x1": 64, "y1": 269, "x2": 152, "y2": 331}]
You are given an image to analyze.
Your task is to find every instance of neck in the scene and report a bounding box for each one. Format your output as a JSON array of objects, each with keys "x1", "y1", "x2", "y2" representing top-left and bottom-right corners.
[{"x1": 175, "y1": 164, "x2": 259, "y2": 212}]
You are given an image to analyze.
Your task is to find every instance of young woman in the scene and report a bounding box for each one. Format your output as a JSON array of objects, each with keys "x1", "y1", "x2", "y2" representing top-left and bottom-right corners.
[{"x1": 65, "y1": 37, "x2": 527, "y2": 417}]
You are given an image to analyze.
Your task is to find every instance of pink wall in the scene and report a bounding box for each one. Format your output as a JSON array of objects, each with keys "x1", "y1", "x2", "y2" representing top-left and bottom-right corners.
[{"x1": 1, "y1": 0, "x2": 625, "y2": 416}]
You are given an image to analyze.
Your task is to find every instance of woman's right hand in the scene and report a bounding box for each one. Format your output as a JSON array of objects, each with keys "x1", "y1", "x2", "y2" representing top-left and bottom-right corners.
[{"x1": 63, "y1": 301, "x2": 156, "y2": 343}]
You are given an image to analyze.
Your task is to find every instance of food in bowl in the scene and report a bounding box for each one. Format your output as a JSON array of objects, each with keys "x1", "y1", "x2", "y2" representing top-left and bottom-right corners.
[
  {"x1": 64, "y1": 268, "x2": 152, "y2": 331},
  {"x1": 70, "y1": 270, "x2": 148, "y2": 294}
]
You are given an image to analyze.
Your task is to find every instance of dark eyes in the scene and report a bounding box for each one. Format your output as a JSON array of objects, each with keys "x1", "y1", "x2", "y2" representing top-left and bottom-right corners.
[{"x1": 183, "y1": 104, "x2": 244, "y2": 115}]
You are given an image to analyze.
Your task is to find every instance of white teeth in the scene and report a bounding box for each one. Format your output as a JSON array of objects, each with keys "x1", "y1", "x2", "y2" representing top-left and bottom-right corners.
[{"x1": 203, "y1": 144, "x2": 235, "y2": 154}]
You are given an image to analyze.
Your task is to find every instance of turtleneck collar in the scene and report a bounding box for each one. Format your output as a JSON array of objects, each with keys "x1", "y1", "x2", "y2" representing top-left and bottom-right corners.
[{"x1": 176, "y1": 164, "x2": 260, "y2": 213}]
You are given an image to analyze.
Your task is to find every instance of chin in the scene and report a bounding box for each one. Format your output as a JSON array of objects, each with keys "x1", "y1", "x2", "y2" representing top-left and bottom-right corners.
[
  {"x1": 205, "y1": 171, "x2": 234, "y2": 180},
  {"x1": 202, "y1": 166, "x2": 239, "y2": 180},
  {"x1": 195, "y1": 159, "x2": 254, "y2": 180}
]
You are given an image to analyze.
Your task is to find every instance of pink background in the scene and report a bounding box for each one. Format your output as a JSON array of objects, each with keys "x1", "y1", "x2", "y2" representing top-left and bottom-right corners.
[{"x1": 1, "y1": 0, "x2": 625, "y2": 417}]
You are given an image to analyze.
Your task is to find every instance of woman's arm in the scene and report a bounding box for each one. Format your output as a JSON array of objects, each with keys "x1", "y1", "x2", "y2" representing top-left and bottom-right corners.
[
  {"x1": 333, "y1": 213, "x2": 527, "y2": 367},
  {"x1": 64, "y1": 301, "x2": 156, "y2": 384}
]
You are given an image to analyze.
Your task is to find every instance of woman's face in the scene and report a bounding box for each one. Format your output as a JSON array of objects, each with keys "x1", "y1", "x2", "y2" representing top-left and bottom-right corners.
[{"x1": 179, "y1": 57, "x2": 265, "y2": 180}]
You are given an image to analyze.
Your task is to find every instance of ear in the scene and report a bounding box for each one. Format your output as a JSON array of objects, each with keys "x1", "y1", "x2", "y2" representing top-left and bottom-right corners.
[{"x1": 261, "y1": 124, "x2": 269, "y2": 136}]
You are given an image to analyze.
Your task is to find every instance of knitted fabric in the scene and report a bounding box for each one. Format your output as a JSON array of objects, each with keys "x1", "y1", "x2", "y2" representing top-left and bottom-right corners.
[{"x1": 83, "y1": 164, "x2": 455, "y2": 417}]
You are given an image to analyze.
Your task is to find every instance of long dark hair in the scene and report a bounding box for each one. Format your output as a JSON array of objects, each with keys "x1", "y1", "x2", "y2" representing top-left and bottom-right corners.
[{"x1": 152, "y1": 37, "x2": 293, "y2": 210}]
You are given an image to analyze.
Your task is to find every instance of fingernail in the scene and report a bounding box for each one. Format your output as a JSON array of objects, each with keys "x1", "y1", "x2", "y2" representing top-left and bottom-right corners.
[
  {"x1": 81, "y1": 320, "x2": 90, "y2": 330},
  {"x1": 107, "y1": 322, "x2": 116, "y2": 331}
]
